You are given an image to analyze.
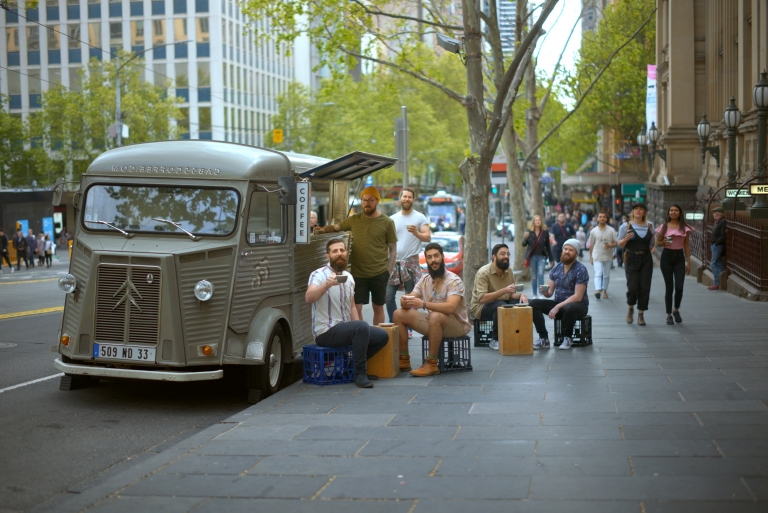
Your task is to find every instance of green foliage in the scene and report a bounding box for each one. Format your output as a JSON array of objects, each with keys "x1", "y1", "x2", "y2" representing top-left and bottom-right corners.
[
  {"x1": 565, "y1": 0, "x2": 655, "y2": 145},
  {"x1": 34, "y1": 53, "x2": 182, "y2": 181},
  {"x1": 268, "y1": 50, "x2": 469, "y2": 191},
  {"x1": 0, "y1": 95, "x2": 52, "y2": 187}
]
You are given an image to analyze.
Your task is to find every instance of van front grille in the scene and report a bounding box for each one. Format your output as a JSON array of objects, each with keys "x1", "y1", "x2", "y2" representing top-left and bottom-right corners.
[{"x1": 95, "y1": 265, "x2": 161, "y2": 345}]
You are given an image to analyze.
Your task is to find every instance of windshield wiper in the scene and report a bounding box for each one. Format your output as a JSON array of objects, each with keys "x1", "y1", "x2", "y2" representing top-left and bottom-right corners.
[
  {"x1": 152, "y1": 218, "x2": 200, "y2": 241},
  {"x1": 84, "y1": 220, "x2": 133, "y2": 238}
]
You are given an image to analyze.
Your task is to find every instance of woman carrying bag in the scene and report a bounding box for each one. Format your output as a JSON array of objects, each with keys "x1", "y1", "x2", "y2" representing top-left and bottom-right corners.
[
  {"x1": 655, "y1": 204, "x2": 693, "y2": 325},
  {"x1": 523, "y1": 215, "x2": 554, "y2": 299},
  {"x1": 617, "y1": 203, "x2": 656, "y2": 326}
]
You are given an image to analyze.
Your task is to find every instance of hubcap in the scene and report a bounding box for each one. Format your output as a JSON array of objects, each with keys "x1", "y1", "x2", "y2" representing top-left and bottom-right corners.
[{"x1": 268, "y1": 335, "x2": 282, "y2": 388}]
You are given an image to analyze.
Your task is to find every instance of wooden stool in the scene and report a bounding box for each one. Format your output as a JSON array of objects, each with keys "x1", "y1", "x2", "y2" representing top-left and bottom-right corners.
[
  {"x1": 497, "y1": 305, "x2": 533, "y2": 355},
  {"x1": 367, "y1": 325, "x2": 400, "y2": 378},
  {"x1": 554, "y1": 316, "x2": 592, "y2": 347}
]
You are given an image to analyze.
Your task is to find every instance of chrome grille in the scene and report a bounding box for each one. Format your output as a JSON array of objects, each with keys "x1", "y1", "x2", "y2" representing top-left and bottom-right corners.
[{"x1": 95, "y1": 265, "x2": 161, "y2": 345}]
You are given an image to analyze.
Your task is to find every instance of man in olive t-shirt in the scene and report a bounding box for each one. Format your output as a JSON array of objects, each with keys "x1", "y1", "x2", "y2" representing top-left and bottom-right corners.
[{"x1": 314, "y1": 186, "x2": 397, "y2": 325}]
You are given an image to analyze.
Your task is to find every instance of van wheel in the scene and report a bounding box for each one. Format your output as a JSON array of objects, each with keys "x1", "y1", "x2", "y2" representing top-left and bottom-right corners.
[{"x1": 258, "y1": 325, "x2": 285, "y2": 397}]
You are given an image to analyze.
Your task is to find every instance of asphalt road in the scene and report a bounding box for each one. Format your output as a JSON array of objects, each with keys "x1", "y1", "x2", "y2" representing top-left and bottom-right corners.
[{"x1": 0, "y1": 266, "x2": 301, "y2": 513}]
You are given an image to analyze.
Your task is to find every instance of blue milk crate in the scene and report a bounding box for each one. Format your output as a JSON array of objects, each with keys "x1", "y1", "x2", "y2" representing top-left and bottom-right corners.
[{"x1": 302, "y1": 345, "x2": 355, "y2": 385}]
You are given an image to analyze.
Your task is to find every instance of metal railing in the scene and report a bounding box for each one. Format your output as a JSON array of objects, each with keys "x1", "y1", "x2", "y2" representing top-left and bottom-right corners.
[
  {"x1": 689, "y1": 221, "x2": 710, "y2": 266},
  {"x1": 724, "y1": 213, "x2": 768, "y2": 291}
]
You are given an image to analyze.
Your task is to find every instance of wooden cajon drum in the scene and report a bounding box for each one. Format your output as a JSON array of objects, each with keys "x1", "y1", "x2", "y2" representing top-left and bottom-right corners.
[
  {"x1": 498, "y1": 306, "x2": 534, "y2": 355},
  {"x1": 367, "y1": 325, "x2": 400, "y2": 378}
]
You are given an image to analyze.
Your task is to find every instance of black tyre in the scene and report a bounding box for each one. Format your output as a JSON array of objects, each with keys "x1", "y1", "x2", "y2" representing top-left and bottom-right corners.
[{"x1": 248, "y1": 324, "x2": 285, "y2": 399}]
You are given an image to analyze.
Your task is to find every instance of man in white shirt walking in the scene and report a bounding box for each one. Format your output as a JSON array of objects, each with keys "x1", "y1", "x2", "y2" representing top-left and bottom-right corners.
[
  {"x1": 386, "y1": 187, "x2": 431, "y2": 322},
  {"x1": 588, "y1": 212, "x2": 618, "y2": 299},
  {"x1": 306, "y1": 238, "x2": 389, "y2": 388}
]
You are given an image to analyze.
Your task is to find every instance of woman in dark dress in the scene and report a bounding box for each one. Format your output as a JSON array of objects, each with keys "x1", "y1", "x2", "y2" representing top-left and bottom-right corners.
[
  {"x1": 617, "y1": 204, "x2": 656, "y2": 326},
  {"x1": 522, "y1": 215, "x2": 554, "y2": 299}
]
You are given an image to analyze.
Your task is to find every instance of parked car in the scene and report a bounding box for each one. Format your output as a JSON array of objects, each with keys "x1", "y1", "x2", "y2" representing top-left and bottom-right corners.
[
  {"x1": 419, "y1": 231, "x2": 464, "y2": 278},
  {"x1": 495, "y1": 216, "x2": 514, "y2": 239}
]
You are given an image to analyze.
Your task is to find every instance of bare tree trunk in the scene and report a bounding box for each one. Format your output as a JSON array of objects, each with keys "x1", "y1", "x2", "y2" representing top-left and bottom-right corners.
[
  {"x1": 525, "y1": 55, "x2": 544, "y2": 218},
  {"x1": 502, "y1": 123, "x2": 528, "y2": 277}
]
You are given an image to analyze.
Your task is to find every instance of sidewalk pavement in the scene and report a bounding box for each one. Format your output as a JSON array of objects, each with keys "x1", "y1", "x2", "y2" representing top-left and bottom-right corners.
[{"x1": 35, "y1": 263, "x2": 768, "y2": 513}]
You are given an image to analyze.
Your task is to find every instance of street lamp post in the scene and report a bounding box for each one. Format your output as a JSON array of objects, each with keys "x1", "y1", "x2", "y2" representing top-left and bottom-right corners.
[
  {"x1": 647, "y1": 122, "x2": 666, "y2": 170},
  {"x1": 115, "y1": 40, "x2": 190, "y2": 147},
  {"x1": 696, "y1": 114, "x2": 720, "y2": 167},
  {"x1": 722, "y1": 96, "x2": 745, "y2": 210},
  {"x1": 750, "y1": 70, "x2": 768, "y2": 218},
  {"x1": 636, "y1": 130, "x2": 647, "y2": 173}
]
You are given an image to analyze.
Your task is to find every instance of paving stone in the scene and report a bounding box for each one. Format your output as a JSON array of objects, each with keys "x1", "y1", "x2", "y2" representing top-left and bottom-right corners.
[
  {"x1": 470, "y1": 401, "x2": 618, "y2": 414},
  {"x1": 159, "y1": 455, "x2": 264, "y2": 475},
  {"x1": 540, "y1": 412, "x2": 701, "y2": 426},
  {"x1": 193, "y1": 439, "x2": 366, "y2": 457},
  {"x1": 529, "y1": 476, "x2": 751, "y2": 500},
  {"x1": 695, "y1": 411, "x2": 768, "y2": 425},
  {"x1": 238, "y1": 413, "x2": 395, "y2": 427},
  {"x1": 359, "y1": 439, "x2": 536, "y2": 457},
  {"x1": 533, "y1": 440, "x2": 721, "y2": 457},
  {"x1": 642, "y1": 501, "x2": 768, "y2": 513},
  {"x1": 454, "y1": 424, "x2": 624, "y2": 441},
  {"x1": 413, "y1": 499, "x2": 644, "y2": 513},
  {"x1": 193, "y1": 498, "x2": 414, "y2": 513},
  {"x1": 319, "y1": 475, "x2": 530, "y2": 499},
  {"x1": 387, "y1": 412, "x2": 542, "y2": 427},
  {"x1": 245, "y1": 455, "x2": 439, "y2": 476},
  {"x1": 434, "y1": 455, "x2": 631, "y2": 476},
  {"x1": 631, "y1": 456, "x2": 768, "y2": 477},
  {"x1": 121, "y1": 474, "x2": 329, "y2": 498},
  {"x1": 86, "y1": 496, "x2": 205, "y2": 513},
  {"x1": 295, "y1": 426, "x2": 460, "y2": 441}
]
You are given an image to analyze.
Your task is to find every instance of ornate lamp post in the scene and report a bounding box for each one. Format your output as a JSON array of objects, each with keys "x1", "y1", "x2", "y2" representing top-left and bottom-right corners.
[
  {"x1": 722, "y1": 96, "x2": 745, "y2": 210},
  {"x1": 696, "y1": 115, "x2": 720, "y2": 167},
  {"x1": 647, "y1": 122, "x2": 666, "y2": 169},
  {"x1": 750, "y1": 70, "x2": 768, "y2": 218},
  {"x1": 636, "y1": 130, "x2": 647, "y2": 172}
]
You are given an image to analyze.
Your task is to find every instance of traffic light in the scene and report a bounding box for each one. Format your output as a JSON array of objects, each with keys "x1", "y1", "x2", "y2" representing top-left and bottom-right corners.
[{"x1": 491, "y1": 185, "x2": 498, "y2": 194}]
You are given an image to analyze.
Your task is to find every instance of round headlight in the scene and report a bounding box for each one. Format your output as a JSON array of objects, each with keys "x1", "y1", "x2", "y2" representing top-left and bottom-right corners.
[
  {"x1": 58, "y1": 273, "x2": 77, "y2": 294},
  {"x1": 194, "y1": 280, "x2": 214, "y2": 301}
]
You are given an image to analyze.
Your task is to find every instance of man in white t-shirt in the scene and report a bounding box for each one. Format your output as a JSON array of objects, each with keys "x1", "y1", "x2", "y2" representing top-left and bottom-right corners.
[
  {"x1": 588, "y1": 212, "x2": 618, "y2": 299},
  {"x1": 306, "y1": 238, "x2": 389, "y2": 388},
  {"x1": 386, "y1": 187, "x2": 431, "y2": 322}
]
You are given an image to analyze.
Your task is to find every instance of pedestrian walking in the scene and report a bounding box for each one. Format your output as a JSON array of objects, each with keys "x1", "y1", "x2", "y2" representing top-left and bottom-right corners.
[
  {"x1": 458, "y1": 208, "x2": 466, "y2": 235},
  {"x1": 0, "y1": 228, "x2": 13, "y2": 272},
  {"x1": 36, "y1": 232, "x2": 46, "y2": 266},
  {"x1": 617, "y1": 203, "x2": 656, "y2": 326},
  {"x1": 26, "y1": 229, "x2": 38, "y2": 268},
  {"x1": 655, "y1": 204, "x2": 693, "y2": 324},
  {"x1": 386, "y1": 187, "x2": 431, "y2": 322},
  {"x1": 708, "y1": 206, "x2": 726, "y2": 290},
  {"x1": 522, "y1": 215, "x2": 554, "y2": 298},
  {"x1": 615, "y1": 214, "x2": 628, "y2": 267},
  {"x1": 588, "y1": 212, "x2": 618, "y2": 300},
  {"x1": 314, "y1": 186, "x2": 397, "y2": 326},
  {"x1": 13, "y1": 229, "x2": 29, "y2": 270},
  {"x1": 43, "y1": 234, "x2": 53, "y2": 268},
  {"x1": 550, "y1": 213, "x2": 576, "y2": 263},
  {"x1": 576, "y1": 227, "x2": 586, "y2": 259}
]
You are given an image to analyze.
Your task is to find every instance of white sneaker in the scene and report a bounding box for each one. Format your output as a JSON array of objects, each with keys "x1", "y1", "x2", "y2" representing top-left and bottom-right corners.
[
  {"x1": 489, "y1": 339, "x2": 499, "y2": 350},
  {"x1": 533, "y1": 338, "x2": 550, "y2": 349},
  {"x1": 408, "y1": 328, "x2": 413, "y2": 339},
  {"x1": 560, "y1": 337, "x2": 573, "y2": 350}
]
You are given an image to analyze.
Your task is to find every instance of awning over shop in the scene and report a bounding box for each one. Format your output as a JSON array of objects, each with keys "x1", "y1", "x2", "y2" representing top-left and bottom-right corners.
[{"x1": 299, "y1": 151, "x2": 397, "y2": 181}]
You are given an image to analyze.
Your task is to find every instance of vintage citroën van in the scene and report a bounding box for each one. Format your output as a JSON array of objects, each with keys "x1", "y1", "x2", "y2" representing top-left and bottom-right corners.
[{"x1": 52, "y1": 141, "x2": 395, "y2": 402}]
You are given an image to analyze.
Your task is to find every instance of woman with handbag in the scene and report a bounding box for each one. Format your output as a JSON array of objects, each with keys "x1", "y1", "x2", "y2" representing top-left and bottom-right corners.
[
  {"x1": 655, "y1": 204, "x2": 693, "y2": 325},
  {"x1": 617, "y1": 203, "x2": 656, "y2": 326},
  {"x1": 522, "y1": 215, "x2": 554, "y2": 299}
]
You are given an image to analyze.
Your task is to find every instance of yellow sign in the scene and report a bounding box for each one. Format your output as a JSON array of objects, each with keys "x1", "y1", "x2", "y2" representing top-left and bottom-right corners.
[
  {"x1": 273, "y1": 129, "x2": 284, "y2": 144},
  {"x1": 750, "y1": 184, "x2": 768, "y2": 195}
]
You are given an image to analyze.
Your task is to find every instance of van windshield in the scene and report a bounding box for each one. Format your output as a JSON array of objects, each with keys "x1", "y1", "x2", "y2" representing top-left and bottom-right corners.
[{"x1": 83, "y1": 185, "x2": 239, "y2": 236}]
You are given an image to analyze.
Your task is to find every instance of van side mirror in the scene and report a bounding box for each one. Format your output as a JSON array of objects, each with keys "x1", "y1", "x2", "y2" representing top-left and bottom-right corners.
[
  {"x1": 277, "y1": 176, "x2": 297, "y2": 205},
  {"x1": 52, "y1": 177, "x2": 65, "y2": 206}
]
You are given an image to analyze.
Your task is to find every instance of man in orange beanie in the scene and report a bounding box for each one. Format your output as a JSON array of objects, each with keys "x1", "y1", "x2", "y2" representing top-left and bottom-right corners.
[{"x1": 314, "y1": 185, "x2": 397, "y2": 325}]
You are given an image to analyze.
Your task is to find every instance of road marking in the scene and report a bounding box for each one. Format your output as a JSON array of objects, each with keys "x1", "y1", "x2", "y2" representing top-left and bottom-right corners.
[
  {"x1": 0, "y1": 278, "x2": 59, "y2": 286},
  {"x1": 0, "y1": 373, "x2": 63, "y2": 394},
  {"x1": 0, "y1": 306, "x2": 64, "y2": 320}
]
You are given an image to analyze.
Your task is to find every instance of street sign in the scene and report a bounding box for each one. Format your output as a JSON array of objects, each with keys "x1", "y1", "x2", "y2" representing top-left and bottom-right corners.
[
  {"x1": 273, "y1": 129, "x2": 283, "y2": 143},
  {"x1": 491, "y1": 171, "x2": 507, "y2": 185},
  {"x1": 725, "y1": 188, "x2": 751, "y2": 198},
  {"x1": 750, "y1": 184, "x2": 768, "y2": 195},
  {"x1": 621, "y1": 183, "x2": 647, "y2": 196},
  {"x1": 365, "y1": 175, "x2": 374, "y2": 187},
  {"x1": 685, "y1": 212, "x2": 704, "y2": 220}
]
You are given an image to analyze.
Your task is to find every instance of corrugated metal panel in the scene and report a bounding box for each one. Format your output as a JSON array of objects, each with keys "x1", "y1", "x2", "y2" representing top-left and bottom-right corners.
[
  {"x1": 177, "y1": 252, "x2": 235, "y2": 348},
  {"x1": 63, "y1": 245, "x2": 91, "y2": 338},
  {"x1": 291, "y1": 234, "x2": 351, "y2": 349},
  {"x1": 228, "y1": 245, "x2": 291, "y2": 333}
]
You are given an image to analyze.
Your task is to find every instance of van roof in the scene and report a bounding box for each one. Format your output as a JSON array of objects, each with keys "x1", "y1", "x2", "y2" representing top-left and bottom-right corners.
[{"x1": 85, "y1": 140, "x2": 329, "y2": 181}]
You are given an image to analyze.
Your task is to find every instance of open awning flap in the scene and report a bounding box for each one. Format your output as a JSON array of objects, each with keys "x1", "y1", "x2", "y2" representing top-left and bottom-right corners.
[{"x1": 299, "y1": 151, "x2": 397, "y2": 181}]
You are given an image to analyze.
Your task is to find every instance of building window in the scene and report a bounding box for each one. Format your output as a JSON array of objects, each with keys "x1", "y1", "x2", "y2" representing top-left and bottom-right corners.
[
  {"x1": 109, "y1": 0, "x2": 122, "y2": 17},
  {"x1": 67, "y1": 0, "x2": 80, "y2": 19},
  {"x1": 173, "y1": 0, "x2": 186, "y2": 14},
  {"x1": 88, "y1": 0, "x2": 101, "y2": 18},
  {"x1": 173, "y1": 18, "x2": 188, "y2": 57},
  {"x1": 179, "y1": 107, "x2": 190, "y2": 138},
  {"x1": 5, "y1": 4, "x2": 19, "y2": 24},
  {"x1": 199, "y1": 106, "x2": 211, "y2": 139},
  {"x1": 27, "y1": 26, "x2": 41, "y2": 65},
  {"x1": 152, "y1": 19, "x2": 166, "y2": 58},
  {"x1": 69, "y1": 66, "x2": 82, "y2": 90},
  {"x1": 46, "y1": 0, "x2": 60, "y2": 20},
  {"x1": 6, "y1": 27, "x2": 20, "y2": 65},
  {"x1": 28, "y1": 70, "x2": 42, "y2": 108},
  {"x1": 88, "y1": 22, "x2": 102, "y2": 59},
  {"x1": 195, "y1": 0, "x2": 208, "y2": 13},
  {"x1": 110, "y1": 22, "x2": 122, "y2": 55},
  {"x1": 26, "y1": 7, "x2": 39, "y2": 21},
  {"x1": 247, "y1": 191, "x2": 284, "y2": 245},
  {"x1": 130, "y1": 1, "x2": 143, "y2": 16},
  {"x1": 151, "y1": 0, "x2": 164, "y2": 15}
]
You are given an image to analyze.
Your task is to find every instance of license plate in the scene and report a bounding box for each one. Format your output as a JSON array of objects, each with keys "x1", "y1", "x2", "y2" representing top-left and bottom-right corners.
[{"x1": 93, "y1": 343, "x2": 156, "y2": 362}]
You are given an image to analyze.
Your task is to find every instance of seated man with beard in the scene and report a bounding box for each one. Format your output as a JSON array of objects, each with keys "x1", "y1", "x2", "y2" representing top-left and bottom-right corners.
[
  {"x1": 393, "y1": 242, "x2": 472, "y2": 377},
  {"x1": 306, "y1": 238, "x2": 389, "y2": 388},
  {"x1": 469, "y1": 244, "x2": 529, "y2": 351},
  {"x1": 528, "y1": 238, "x2": 590, "y2": 350}
]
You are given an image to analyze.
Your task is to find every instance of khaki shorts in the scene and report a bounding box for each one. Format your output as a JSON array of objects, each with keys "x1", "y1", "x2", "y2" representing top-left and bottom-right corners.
[{"x1": 414, "y1": 310, "x2": 469, "y2": 338}]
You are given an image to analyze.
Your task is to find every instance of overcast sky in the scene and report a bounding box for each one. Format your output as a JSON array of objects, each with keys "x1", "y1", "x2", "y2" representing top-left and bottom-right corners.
[{"x1": 535, "y1": 0, "x2": 583, "y2": 107}]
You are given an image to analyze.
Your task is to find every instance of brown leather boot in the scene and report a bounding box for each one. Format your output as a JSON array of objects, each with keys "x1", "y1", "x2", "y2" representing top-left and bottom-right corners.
[
  {"x1": 410, "y1": 358, "x2": 440, "y2": 377},
  {"x1": 626, "y1": 306, "x2": 634, "y2": 324},
  {"x1": 637, "y1": 312, "x2": 646, "y2": 326},
  {"x1": 399, "y1": 355, "x2": 412, "y2": 371}
]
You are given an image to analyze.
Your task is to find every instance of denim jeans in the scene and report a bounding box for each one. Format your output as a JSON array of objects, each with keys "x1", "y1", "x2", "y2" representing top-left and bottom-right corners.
[
  {"x1": 386, "y1": 278, "x2": 415, "y2": 322},
  {"x1": 710, "y1": 244, "x2": 725, "y2": 286},
  {"x1": 529, "y1": 255, "x2": 547, "y2": 295},
  {"x1": 315, "y1": 321, "x2": 389, "y2": 373}
]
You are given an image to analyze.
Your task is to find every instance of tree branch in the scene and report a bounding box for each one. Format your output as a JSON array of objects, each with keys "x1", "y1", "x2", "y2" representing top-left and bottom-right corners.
[
  {"x1": 489, "y1": 43, "x2": 535, "y2": 154},
  {"x1": 485, "y1": 0, "x2": 560, "y2": 156},
  {"x1": 350, "y1": 0, "x2": 463, "y2": 31},
  {"x1": 522, "y1": 6, "x2": 657, "y2": 169},
  {"x1": 339, "y1": 48, "x2": 467, "y2": 105}
]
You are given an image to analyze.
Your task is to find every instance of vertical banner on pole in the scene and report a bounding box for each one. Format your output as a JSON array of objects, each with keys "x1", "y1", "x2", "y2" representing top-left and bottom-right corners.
[
  {"x1": 295, "y1": 182, "x2": 310, "y2": 244},
  {"x1": 646, "y1": 65, "x2": 657, "y2": 130}
]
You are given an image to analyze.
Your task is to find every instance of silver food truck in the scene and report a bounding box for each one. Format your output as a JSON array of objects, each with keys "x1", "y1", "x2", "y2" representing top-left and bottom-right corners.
[{"x1": 52, "y1": 141, "x2": 395, "y2": 402}]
